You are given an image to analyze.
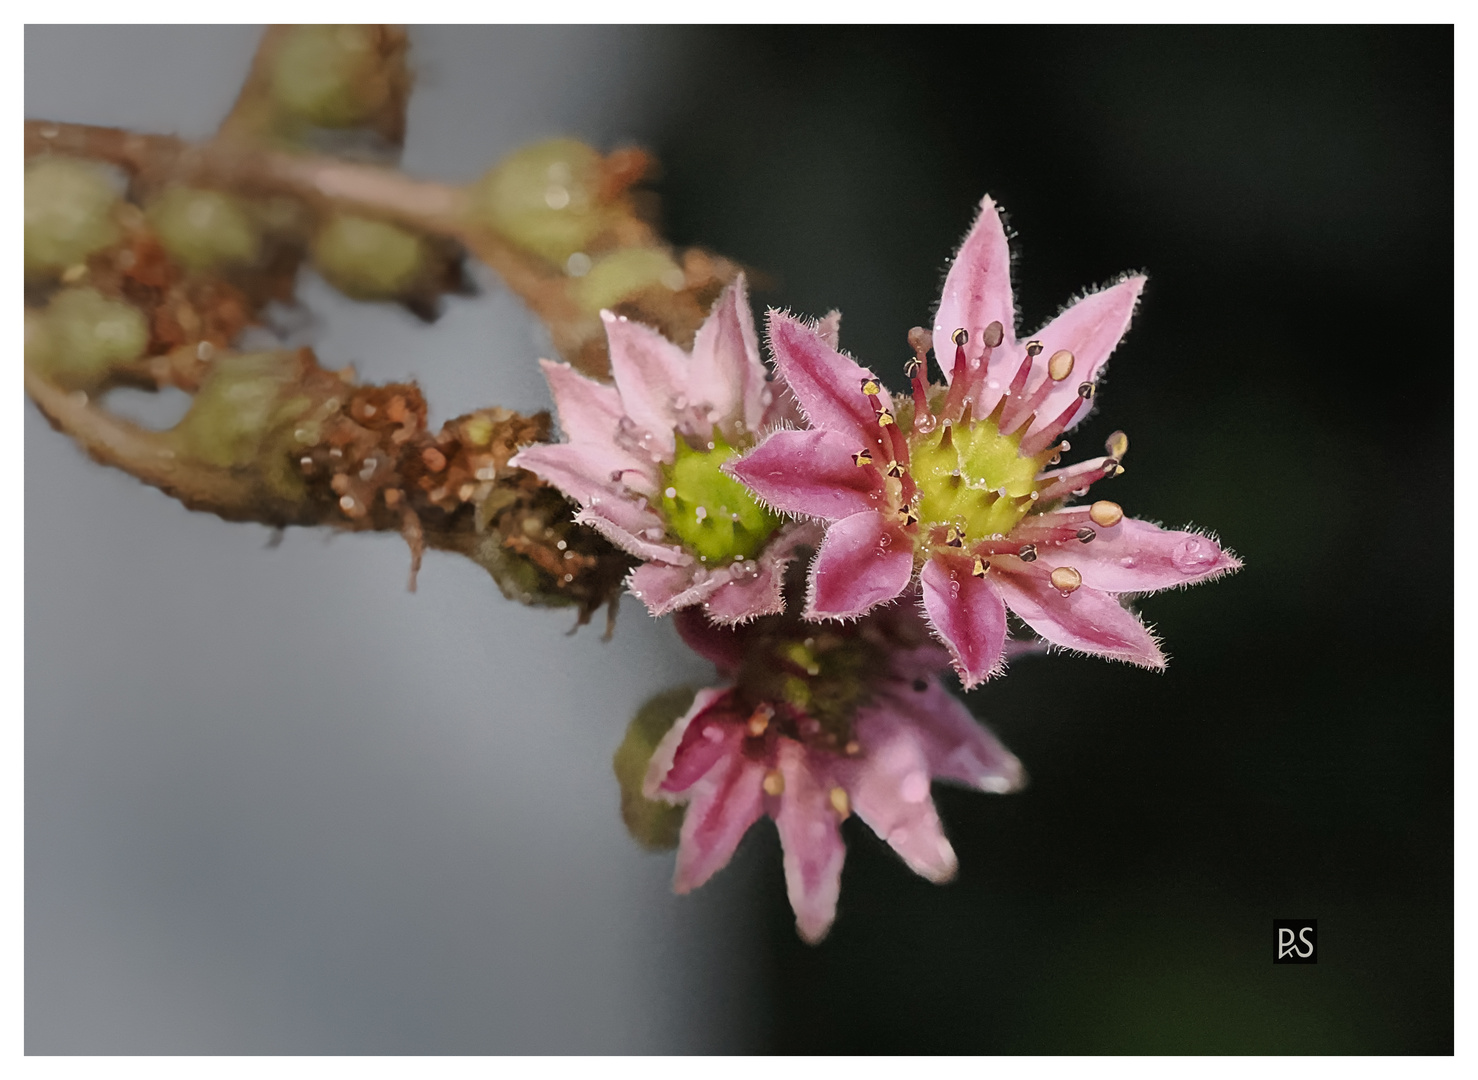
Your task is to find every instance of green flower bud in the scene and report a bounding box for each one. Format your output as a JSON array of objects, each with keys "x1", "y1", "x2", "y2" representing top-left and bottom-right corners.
[
  {"x1": 312, "y1": 214, "x2": 428, "y2": 299},
  {"x1": 572, "y1": 248, "x2": 684, "y2": 315},
  {"x1": 269, "y1": 25, "x2": 390, "y2": 129},
  {"x1": 613, "y1": 688, "x2": 694, "y2": 851},
  {"x1": 24, "y1": 157, "x2": 122, "y2": 278},
  {"x1": 472, "y1": 138, "x2": 608, "y2": 264},
  {"x1": 146, "y1": 186, "x2": 261, "y2": 272},
  {"x1": 37, "y1": 287, "x2": 149, "y2": 387},
  {"x1": 174, "y1": 351, "x2": 308, "y2": 469}
]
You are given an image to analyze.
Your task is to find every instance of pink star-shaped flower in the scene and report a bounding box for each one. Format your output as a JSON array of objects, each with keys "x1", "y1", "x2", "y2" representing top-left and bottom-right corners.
[
  {"x1": 511, "y1": 276, "x2": 815, "y2": 623},
  {"x1": 646, "y1": 606, "x2": 1024, "y2": 943},
  {"x1": 730, "y1": 196, "x2": 1240, "y2": 687}
]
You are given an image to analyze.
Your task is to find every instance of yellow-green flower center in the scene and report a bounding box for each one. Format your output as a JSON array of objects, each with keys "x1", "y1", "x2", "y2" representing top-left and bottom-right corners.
[
  {"x1": 660, "y1": 431, "x2": 781, "y2": 563},
  {"x1": 907, "y1": 414, "x2": 1042, "y2": 543}
]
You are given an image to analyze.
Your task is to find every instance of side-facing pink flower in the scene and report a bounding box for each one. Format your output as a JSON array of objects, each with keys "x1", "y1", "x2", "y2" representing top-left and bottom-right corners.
[
  {"x1": 730, "y1": 196, "x2": 1240, "y2": 686},
  {"x1": 510, "y1": 276, "x2": 813, "y2": 623},
  {"x1": 645, "y1": 604, "x2": 1023, "y2": 943}
]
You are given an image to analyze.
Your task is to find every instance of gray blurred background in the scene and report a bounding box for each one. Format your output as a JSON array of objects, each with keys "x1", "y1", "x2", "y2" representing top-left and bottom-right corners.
[{"x1": 26, "y1": 25, "x2": 770, "y2": 1054}]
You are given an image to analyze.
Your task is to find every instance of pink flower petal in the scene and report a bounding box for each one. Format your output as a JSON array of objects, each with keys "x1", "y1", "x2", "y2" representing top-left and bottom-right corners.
[
  {"x1": 728, "y1": 428, "x2": 884, "y2": 521},
  {"x1": 843, "y1": 711, "x2": 957, "y2": 883},
  {"x1": 510, "y1": 442, "x2": 659, "y2": 504},
  {"x1": 773, "y1": 739, "x2": 846, "y2": 944},
  {"x1": 602, "y1": 311, "x2": 688, "y2": 457},
  {"x1": 919, "y1": 557, "x2": 1008, "y2": 690},
  {"x1": 994, "y1": 564, "x2": 1166, "y2": 669},
  {"x1": 932, "y1": 195, "x2": 1016, "y2": 366},
  {"x1": 880, "y1": 679, "x2": 1024, "y2": 794},
  {"x1": 539, "y1": 358, "x2": 624, "y2": 447},
  {"x1": 644, "y1": 686, "x2": 740, "y2": 799},
  {"x1": 1035, "y1": 517, "x2": 1241, "y2": 594},
  {"x1": 814, "y1": 309, "x2": 842, "y2": 350},
  {"x1": 673, "y1": 608, "x2": 745, "y2": 674},
  {"x1": 662, "y1": 694, "x2": 750, "y2": 795},
  {"x1": 673, "y1": 751, "x2": 768, "y2": 894},
  {"x1": 627, "y1": 561, "x2": 722, "y2": 617},
  {"x1": 804, "y1": 510, "x2": 914, "y2": 620},
  {"x1": 689, "y1": 275, "x2": 767, "y2": 436},
  {"x1": 767, "y1": 310, "x2": 892, "y2": 445},
  {"x1": 575, "y1": 507, "x2": 690, "y2": 566},
  {"x1": 701, "y1": 521, "x2": 818, "y2": 625},
  {"x1": 1019, "y1": 276, "x2": 1145, "y2": 439}
]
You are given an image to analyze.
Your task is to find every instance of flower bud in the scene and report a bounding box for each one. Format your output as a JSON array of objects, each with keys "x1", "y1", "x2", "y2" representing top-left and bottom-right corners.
[
  {"x1": 471, "y1": 138, "x2": 609, "y2": 264},
  {"x1": 24, "y1": 157, "x2": 122, "y2": 278},
  {"x1": 34, "y1": 287, "x2": 148, "y2": 387},
  {"x1": 146, "y1": 186, "x2": 261, "y2": 272},
  {"x1": 613, "y1": 688, "x2": 693, "y2": 850},
  {"x1": 311, "y1": 214, "x2": 429, "y2": 299},
  {"x1": 268, "y1": 24, "x2": 393, "y2": 128},
  {"x1": 173, "y1": 351, "x2": 310, "y2": 470},
  {"x1": 572, "y1": 248, "x2": 684, "y2": 315}
]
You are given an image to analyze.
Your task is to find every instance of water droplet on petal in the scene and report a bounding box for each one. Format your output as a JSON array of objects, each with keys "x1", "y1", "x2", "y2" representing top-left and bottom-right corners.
[{"x1": 1171, "y1": 537, "x2": 1217, "y2": 573}]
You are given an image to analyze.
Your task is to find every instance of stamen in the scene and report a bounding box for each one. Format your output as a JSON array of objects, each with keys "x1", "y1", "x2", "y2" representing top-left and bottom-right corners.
[
  {"x1": 1076, "y1": 527, "x2": 1097, "y2": 543},
  {"x1": 877, "y1": 408, "x2": 896, "y2": 427},
  {"x1": 861, "y1": 378, "x2": 881, "y2": 396},
  {"x1": 844, "y1": 739, "x2": 861, "y2": 756},
  {"x1": 1049, "y1": 566, "x2": 1083, "y2": 593},
  {"x1": 907, "y1": 331, "x2": 936, "y2": 433},
  {"x1": 1048, "y1": 349, "x2": 1076, "y2": 381},
  {"x1": 747, "y1": 703, "x2": 774, "y2": 736},
  {"x1": 945, "y1": 525, "x2": 965, "y2": 548},
  {"x1": 853, "y1": 448, "x2": 874, "y2": 467},
  {"x1": 1078, "y1": 382, "x2": 1096, "y2": 401},
  {"x1": 762, "y1": 769, "x2": 785, "y2": 796},
  {"x1": 886, "y1": 460, "x2": 906, "y2": 478},
  {"x1": 1105, "y1": 430, "x2": 1129, "y2": 459},
  {"x1": 899, "y1": 506, "x2": 919, "y2": 527},
  {"x1": 1020, "y1": 393, "x2": 1089, "y2": 457},
  {"x1": 981, "y1": 321, "x2": 1005, "y2": 348},
  {"x1": 941, "y1": 328, "x2": 973, "y2": 419},
  {"x1": 829, "y1": 786, "x2": 851, "y2": 818},
  {"x1": 972, "y1": 556, "x2": 990, "y2": 578},
  {"x1": 1035, "y1": 456, "x2": 1120, "y2": 503},
  {"x1": 1026, "y1": 340, "x2": 1045, "y2": 358},
  {"x1": 1017, "y1": 543, "x2": 1038, "y2": 562},
  {"x1": 994, "y1": 354, "x2": 1035, "y2": 433},
  {"x1": 1089, "y1": 500, "x2": 1123, "y2": 527}
]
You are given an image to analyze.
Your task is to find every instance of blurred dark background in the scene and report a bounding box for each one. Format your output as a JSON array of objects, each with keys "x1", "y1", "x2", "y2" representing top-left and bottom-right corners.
[
  {"x1": 646, "y1": 26, "x2": 1451, "y2": 1053},
  {"x1": 27, "y1": 26, "x2": 1451, "y2": 1054}
]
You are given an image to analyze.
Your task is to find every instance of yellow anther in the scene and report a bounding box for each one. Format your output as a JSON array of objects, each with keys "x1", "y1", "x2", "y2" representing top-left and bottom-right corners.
[
  {"x1": 1105, "y1": 430, "x2": 1129, "y2": 459},
  {"x1": 1078, "y1": 382, "x2": 1096, "y2": 400},
  {"x1": 1026, "y1": 340, "x2": 1045, "y2": 357},
  {"x1": 829, "y1": 786, "x2": 851, "y2": 819},
  {"x1": 762, "y1": 769, "x2": 786, "y2": 797},
  {"x1": 1050, "y1": 566, "x2": 1083, "y2": 593},
  {"x1": 844, "y1": 740, "x2": 861, "y2": 756},
  {"x1": 853, "y1": 448, "x2": 874, "y2": 467},
  {"x1": 1047, "y1": 349, "x2": 1076, "y2": 381},
  {"x1": 899, "y1": 506, "x2": 919, "y2": 527},
  {"x1": 1089, "y1": 500, "x2": 1123, "y2": 527},
  {"x1": 951, "y1": 327, "x2": 969, "y2": 346},
  {"x1": 877, "y1": 409, "x2": 896, "y2": 427},
  {"x1": 972, "y1": 556, "x2": 990, "y2": 578},
  {"x1": 861, "y1": 378, "x2": 881, "y2": 396},
  {"x1": 747, "y1": 704, "x2": 773, "y2": 737},
  {"x1": 886, "y1": 460, "x2": 905, "y2": 478},
  {"x1": 945, "y1": 526, "x2": 965, "y2": 548}
]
